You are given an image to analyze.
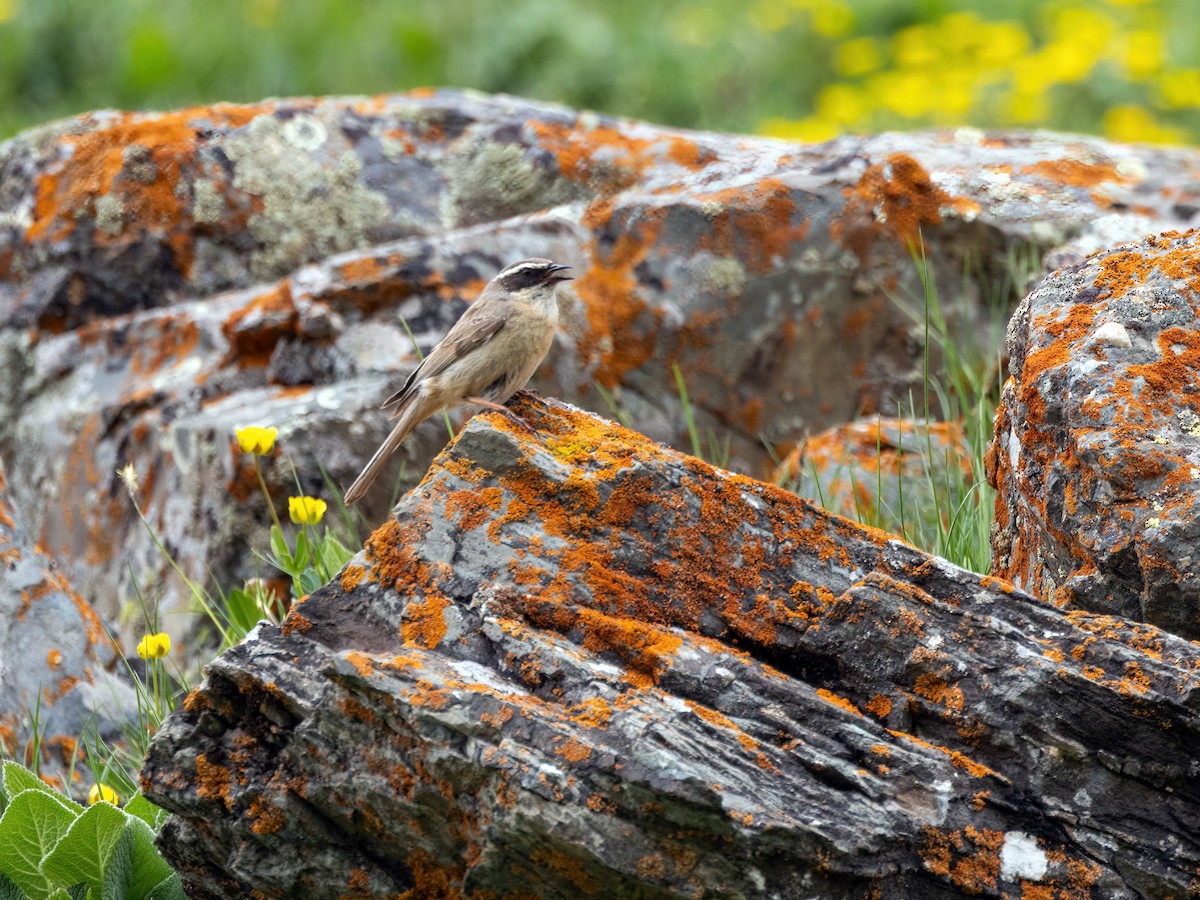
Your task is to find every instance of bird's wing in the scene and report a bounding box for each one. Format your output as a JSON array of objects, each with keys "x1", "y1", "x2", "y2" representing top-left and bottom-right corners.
[{"x1": 381, "y1": 305, "x2": 509, "y2": 412}]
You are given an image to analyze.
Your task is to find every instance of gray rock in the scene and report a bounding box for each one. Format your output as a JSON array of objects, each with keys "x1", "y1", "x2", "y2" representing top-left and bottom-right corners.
[
  {"x1": 0, "y1": 461, "x2": 138, "y2": 794},
  {"x1": 143, "y1": 398, "x2": 1200, "y2": 898}
]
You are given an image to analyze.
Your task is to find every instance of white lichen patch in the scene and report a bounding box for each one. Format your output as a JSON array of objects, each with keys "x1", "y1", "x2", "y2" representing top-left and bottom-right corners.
[
  {"x1": 94, "y1": 195, "x2": 125, "y2": 236},
  {"x1": 191, "y1": 179, "x2": 226, "y2": 224},
  {"x1": 999, "y1": 831, "x2": 1048, "y2": 881},
  {"x1": 224, "y1": 114, "x2": 391, "y2": 281}
]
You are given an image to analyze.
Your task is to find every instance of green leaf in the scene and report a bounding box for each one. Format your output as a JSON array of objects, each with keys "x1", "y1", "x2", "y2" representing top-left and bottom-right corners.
[
  {"x1": 298, "y1": 568, "x2": 324, "y2": 595},
  {"x1": 224, "y1": 589, "x2": 261, "y2": 634},
  {"x1": 142, "y1": 873, "x2": 186, "y2": 900},
  {"x1": 121, "y1": 796, "x2": 167, "y2": 834},
  {"x1": 292, "y1": 531, "x2": 310, "y2": 570},
  {"x1": 116, "y1": 818, "x2": 174, "y2": 900},
  {"x1": 40, "y1": 801, "x2": 126, "y2": 897},
  {"x1": 0, "y1": 870, "x2": 28, "y2": 900},
  {"x1": 0, "y1": 788, "x2": 80, "y2": 898},
  {"x1": 320, "y1": 532, "x2": 354, "y2": 573},
  {"x1": 269, "y1": 526, "x2": 291, "y2": 569},
  {"x1": 1, "y1": 763, "x2": 59, "y2": 801}
]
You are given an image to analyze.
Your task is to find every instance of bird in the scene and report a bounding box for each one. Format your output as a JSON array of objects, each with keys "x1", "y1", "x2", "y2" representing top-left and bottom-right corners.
[{"x1": 343, "y1": 258, "x2": 572, "y2": 505}]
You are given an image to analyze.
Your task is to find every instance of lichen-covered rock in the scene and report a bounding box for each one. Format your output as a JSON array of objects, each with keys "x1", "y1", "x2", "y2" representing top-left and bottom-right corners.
[
  {"x1": 988, "y1": 229, "x2": 1200, "y2": 640},
  {"x1": 4, "y1": 90, "x2": 1200, "y2": 651},
  {"x1": 142, "y1": 398, "x2": 1200, "y2": 899},
  {"x1": 0, "y1": 461, "x2": 138, "y2": 792}
]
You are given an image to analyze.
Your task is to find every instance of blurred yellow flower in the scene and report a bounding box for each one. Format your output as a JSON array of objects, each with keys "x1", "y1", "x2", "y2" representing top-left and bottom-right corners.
[
  {"x1": 1157, "y1": 69, "x2": 1200, "y2": 109},
  {"x1": 815, "y1": 83, "x2": 866, "y2": 125},
  {"x1": 289, "y1": 495, "x2": 328, "y2": 525},
  {"x1": 835, "y1": 37, "x2": 883, "y2": 76},
  {"x1": 137, "y1": 632, "x2": 171, "y2": 660},
  {"x1": 1119, "y1": 30, "x2": 1164, "y2": 80},
  {"x1": 760, "y1": 116, "x2": 842, "y2": 143},
  {"x1": 88, "y1": 783, "x2": 119, "y2": 806},
  {"x1": 893, "y1": 25, "x2": 938, "y2": 68},
  {"x1": 751, "y1": 0, "x2": 792, "y2": 32},
  {"x1": 810, "y1": 0, "x2": 853, "y2": 38},
  {"x1": 1104, "y1": 103, "x2": 1185, "y2": 144},
  {"x1": 1006, "y1": 87, "x2": 1050, "y2": 124},
  {"x1": 236, "y1": 425, "x2": 277, "y2": 456},
  {"x1": 975, "y1": 21, "x2": 1031, "y2": 66},
  {"x1": 874, "y1": 70, "x2": 937, "y2": 118}
]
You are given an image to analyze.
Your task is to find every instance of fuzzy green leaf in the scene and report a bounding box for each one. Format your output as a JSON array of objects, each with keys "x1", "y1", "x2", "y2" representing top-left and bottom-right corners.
[
  {"x1": 118, "y1": 818, "x2": 174, "y2": 900},
  {"x1": 321, "y1": 531, "x2": 354, "y2": 572},
  {"x1": 298, "y1": 567, "x2": 323, "y2": 596},
  {"x1": 0, "y1": 870, "x2": 28, "y2": 900},
  {"x1": 121, "y1": 796, "x2": 167, "y2": 834},
  {"x1": 0, "y1": 787, "x2": 79, "y2": 899},
  {"x1": 1, "y1": 763, "x2": 59, "y2": 801},
  {"x1": 142, "y1": 873, "x2": 186, "y2": 900},
  {"x1": 40, "y1": 801, "x2": 125, "y2": 897}
]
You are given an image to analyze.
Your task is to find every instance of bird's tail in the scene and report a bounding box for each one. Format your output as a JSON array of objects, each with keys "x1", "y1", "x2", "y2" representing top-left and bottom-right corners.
[{"x1": 343, "y1": 395, "x2": 435, "y2": 505}]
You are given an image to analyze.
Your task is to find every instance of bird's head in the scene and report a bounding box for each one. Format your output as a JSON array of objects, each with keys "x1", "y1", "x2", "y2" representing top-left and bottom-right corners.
[{"x1": 491, "y1": 258, "x2": 573, "y2": 300}]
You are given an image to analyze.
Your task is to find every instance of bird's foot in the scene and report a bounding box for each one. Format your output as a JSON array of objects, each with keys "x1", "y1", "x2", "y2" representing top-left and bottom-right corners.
[
  {"x1": 467, "y1": 396, "x2": 534, "y2": 432},
  {"x1": 510, "y1": 388, "x2": 544, "y2": 405}
]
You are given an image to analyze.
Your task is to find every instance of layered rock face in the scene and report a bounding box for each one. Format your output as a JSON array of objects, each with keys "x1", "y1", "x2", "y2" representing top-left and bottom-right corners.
[
  {"x1": 988, "y1": 231, "x2": 1200, "y2": 639},
  {"x1": 3, "y1": 91, "x2": 1200, "y2": 637},
  {"x1": 0, "y1": 462, "x2": 138, "y2": 789},
  {"x1": 143, "y1": 399, "x2": 1200, "y2": 899}
]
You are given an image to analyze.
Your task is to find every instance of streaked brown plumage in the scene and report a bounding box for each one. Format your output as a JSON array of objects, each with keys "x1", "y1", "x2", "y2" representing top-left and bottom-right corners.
[{"x1": 343, "y1": 258, "x2": 570, "y2": 505}]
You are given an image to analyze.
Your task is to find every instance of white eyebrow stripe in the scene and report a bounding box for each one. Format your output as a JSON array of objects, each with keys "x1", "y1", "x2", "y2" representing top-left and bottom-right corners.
[{"x1": 499, "y1": 260, "x2": 550, "y2": 276}]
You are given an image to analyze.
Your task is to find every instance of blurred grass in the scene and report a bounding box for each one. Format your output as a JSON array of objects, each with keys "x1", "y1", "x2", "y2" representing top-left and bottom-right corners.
[{"x1": 1, "y1": 0, "x2": 1197, "y2": 144}]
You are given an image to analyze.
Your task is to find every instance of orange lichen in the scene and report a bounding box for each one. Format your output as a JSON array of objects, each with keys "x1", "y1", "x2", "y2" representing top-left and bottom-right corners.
[
  {"x1": 445, "y1": 487, "x2": 503, "y2": 532},
  {"x1": 195, "y1": 753, "x2": 233, "y2": 809},
  {"x1": 345, "y1": 652, "x2": 376, "y2": 678},
  {"x1": 864, "y1": 694, "x2": 893, "y2": 719},
  {"x1": 400, "y1": 592, "x2": 452, "y2": 650},
  {"x1": 573, "y1": 203, "x2": 666, "y2": 388},
  {"x1": 554, "y1": 736, "x2": 593, "y2": 763},
  {"x1": 568, "y1": 698, "x2": 614, "y2": 729},
  {"x1": 694, "y1": 178, "x2": 811, "y2": 274},
  {"x1": 816, "y1": 688, "x2": 863, "y2": 716},
  {"x1": 1020, "y1": 159, "x2": 1131, "y2": 189},
  {"x1": 46, "y1": 649, "x2": 63, "y2": 670},
  {"x1": 27, "y1": 104, "x2": 268, "y2": 270},
  {"x1": 281, "y1": 611, "x2": 313, "y2": 636},
  {"x1": 833, "y1": 154, "x2": 979, "y2": 261},
  {"x1": 221, "y1": 281, "x2": 299, "y2": 368},
  {"x1": 247, "y1": 795, "x2": 286, "y2": 835},
  {"x1": 341, "y1": 565, "x2": 366, "y2": 592}
]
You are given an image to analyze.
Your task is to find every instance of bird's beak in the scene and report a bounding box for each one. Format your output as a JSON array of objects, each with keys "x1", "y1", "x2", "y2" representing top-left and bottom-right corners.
[{"x1": 547, "y1": 264, "x2": 573, "y2": 282}]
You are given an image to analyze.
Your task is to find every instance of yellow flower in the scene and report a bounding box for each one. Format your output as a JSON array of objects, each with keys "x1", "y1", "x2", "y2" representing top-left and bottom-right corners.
[
  {"x1": 288, "y1": 496, "x2": 327, "y2": 525},
  {"x1": 835, "y1": 36, "x2": 883, "y2": 77},
  {"x1": 88, "y1": 783, "x2": 119, "y2": 806},
  {"x1": 137, "y1": 632, "x2": 171, "y2": 660},
  {"x1": 235, "y1": 425, "x2": 277, "y2": 455}
]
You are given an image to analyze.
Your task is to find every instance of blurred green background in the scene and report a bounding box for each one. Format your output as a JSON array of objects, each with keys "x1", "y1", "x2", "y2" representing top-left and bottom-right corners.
[{"x1": 1, "y1": 0, "x2": 1196, "y2": 144}]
